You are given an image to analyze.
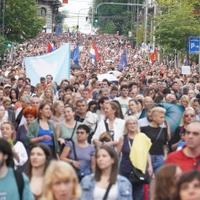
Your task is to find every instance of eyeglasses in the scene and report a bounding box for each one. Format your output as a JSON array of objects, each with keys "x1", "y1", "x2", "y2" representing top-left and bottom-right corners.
[
  {"x1": 184, "y1": 114, "x2": 195, "y2": 118},
  {"x1": 76, "y1": 131, "x2": 85, "y2": 135}
]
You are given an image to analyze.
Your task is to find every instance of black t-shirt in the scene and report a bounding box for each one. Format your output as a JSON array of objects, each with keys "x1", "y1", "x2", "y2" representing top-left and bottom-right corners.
[{"x1": 141, "y1": 125, "x2": 168, "y2": 155}]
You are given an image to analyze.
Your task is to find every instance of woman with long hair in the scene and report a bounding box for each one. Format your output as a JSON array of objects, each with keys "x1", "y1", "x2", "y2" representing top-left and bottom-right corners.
[
  {"x1": 40, "y1": 87, "x2": 54, "y2": 106},
  {"x1": 119, "y1": 116, "x2": 152, "y2": 200},
  {"x1": 153, "y1": 164, "x2": 182, "y2": 200},
  {"x1": 27, "y1": 102, "x2": 59, "y2": 158},
  {"x1": 81, "y1": 145, "x2": 132, "y2": 200},
  {"x1": 16, "y1": 105, "x2": 37, "y2": 150},
  {"x1": 169, "y1": 107, "x2": 196, "y2": 151},
  {"x1": 27, "y1": 143, "x2": 52, "y2": 200},
  {"x1": 51, "y1": 100, "x2": 64, "y2": 125},
  {"x1": 92, "y1": 101, "x2": 125, "y2": 149},
  {"x1": 9, "y1": 88, "x2": 19, "y2": 107},
  {"x1": 176, "y1": 170, "x2": 200, "y2": 200},
  {"x1": 41, "y1": 160, "x2": 81, "y2": 200},
  {"x1": 56, "y1": 105, "x2": 80, "y2": 145},
  {"x1": 1, "y1": 121, "x2": 28, "y2": 171}
]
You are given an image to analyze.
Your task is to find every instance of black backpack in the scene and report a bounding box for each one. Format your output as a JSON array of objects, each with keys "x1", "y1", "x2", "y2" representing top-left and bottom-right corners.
[{"x1": 13, "y1": 170, "x2": 24, "y2": 200}]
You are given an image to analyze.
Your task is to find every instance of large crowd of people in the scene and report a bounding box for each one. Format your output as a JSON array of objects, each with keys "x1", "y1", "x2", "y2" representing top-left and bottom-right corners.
[{"x1": 0, "y1": 31, "x2": 200, "y2": 200}]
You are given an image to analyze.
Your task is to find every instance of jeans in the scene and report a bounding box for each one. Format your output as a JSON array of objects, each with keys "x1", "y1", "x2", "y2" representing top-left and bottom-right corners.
[
  {"x1": 151, "y1": 155, "x2": 164, "y2": 173},
  {"x1": 121, "y1": 171, "x2": 144, "y2": 200},
  {"x1": 133, "y1": 183, "x2": 144, "y2": 200}
]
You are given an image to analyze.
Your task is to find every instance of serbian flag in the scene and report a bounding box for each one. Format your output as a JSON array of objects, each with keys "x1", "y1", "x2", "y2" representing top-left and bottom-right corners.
[
  {"x1": 47, "y1": 42, "x2": 54, "y2": 53},
  {"x1": 89, "y1": 41, "x2": 100, "y2": 64}
]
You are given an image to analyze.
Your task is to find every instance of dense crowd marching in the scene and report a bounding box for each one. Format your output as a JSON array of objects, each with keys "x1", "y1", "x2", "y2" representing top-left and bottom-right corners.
[{"x1": 0, "y1": 32, "x2": 200, "y2": 200}]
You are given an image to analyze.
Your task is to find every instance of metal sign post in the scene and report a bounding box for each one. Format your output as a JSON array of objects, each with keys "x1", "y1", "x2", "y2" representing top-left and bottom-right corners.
[{"x1": 188, "y1": 36, "x2": 200, "y2": 65}]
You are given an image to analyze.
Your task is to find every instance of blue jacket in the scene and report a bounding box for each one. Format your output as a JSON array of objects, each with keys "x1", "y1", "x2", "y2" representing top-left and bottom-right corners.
[{"x1": 80, "y1": 174, "x2": 133, "y2": 200}]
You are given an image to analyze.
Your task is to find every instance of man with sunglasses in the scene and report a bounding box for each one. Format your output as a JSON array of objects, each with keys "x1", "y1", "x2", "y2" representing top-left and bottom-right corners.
[{"x1": 166, "y1": 121, "x2": 200, "y2": 171}]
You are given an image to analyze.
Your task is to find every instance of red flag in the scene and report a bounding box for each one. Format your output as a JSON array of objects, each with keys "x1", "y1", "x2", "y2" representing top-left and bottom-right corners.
[
  {"x1": 92, "y1": 41, "x2": 100, "y2": 61},
  {"x1": 63, "y1": 0, "x2": 68, "y2": 3},
  {"x1": 47, "y1": 42, "x2": 53, "y2": 53},
  {"x1": 149, "y1": 48, "x2": 158, "y2": 64}
]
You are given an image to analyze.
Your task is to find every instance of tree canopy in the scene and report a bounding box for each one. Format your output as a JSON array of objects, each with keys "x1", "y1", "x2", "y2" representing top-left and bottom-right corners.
[
  {"x1": 1, "y1": 0, "x2": 44, "y2": 42},
  {"x1": 154, "y1": 1, "x2": 200, "y2": 54},
  {"x1": 93, "y1": 0, "x2": 144, "y2": 36}
]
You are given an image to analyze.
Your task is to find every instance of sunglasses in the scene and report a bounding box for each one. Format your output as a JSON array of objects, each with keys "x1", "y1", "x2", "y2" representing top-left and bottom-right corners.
[{"x1": 184, "y1": 114, "x2": 195, "y2": 118}]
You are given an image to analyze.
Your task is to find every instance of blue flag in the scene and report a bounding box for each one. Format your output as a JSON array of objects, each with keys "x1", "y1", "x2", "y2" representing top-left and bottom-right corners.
[
  {"x1": 24, "y1": 43, "x2": 71, "y2": 86},
  {"x1": 71, "y1": 45, "x2": 79, "y2": 66},
  {"x1": 119, "y1": 48, "x2": 128, "y2": 70}
]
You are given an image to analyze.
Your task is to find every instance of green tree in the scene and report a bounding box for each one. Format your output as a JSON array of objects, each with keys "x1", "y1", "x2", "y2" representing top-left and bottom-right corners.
[
  {"x1": 155, "y1": 2, "x2": 200, "y2": 53},
  {"x1": 0, "y1": 36, "x2": 6, "y2": 56},
  {"x1": 1, "y1": 0, "x2": 44, "y2": 42},
  {"x1": 93, "y1": 0, "x2": 144, "y2": 35}
]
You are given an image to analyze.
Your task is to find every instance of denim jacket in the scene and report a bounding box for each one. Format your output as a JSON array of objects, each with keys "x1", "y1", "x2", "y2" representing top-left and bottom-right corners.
[{"x1": 80, "y1": 174, "x2": 133, "y2": 200}]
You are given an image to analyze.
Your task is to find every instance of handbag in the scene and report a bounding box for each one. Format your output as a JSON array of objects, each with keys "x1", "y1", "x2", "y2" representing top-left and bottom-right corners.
[
  {"x1": 99, "y1": 120, "x2": 114, "y2": 143},
  {"x1": 129, "y1": 165, "x2": 151, "y2": 184},
  {"x1": 59, "y1": 121, "x2": 77, "y2": 154}
]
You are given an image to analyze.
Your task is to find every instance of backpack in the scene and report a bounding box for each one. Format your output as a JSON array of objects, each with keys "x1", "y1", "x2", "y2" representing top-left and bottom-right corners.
[{"x1": 13, "y1": 170, "x2": 24, "y2": 200}]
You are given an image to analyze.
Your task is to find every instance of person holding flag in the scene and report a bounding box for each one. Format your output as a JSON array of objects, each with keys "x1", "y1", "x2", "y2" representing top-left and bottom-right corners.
[
  {"x1": 89, "y1": 40, "x2": 100, "y2": 65},
  {"x1": 118, "y1": 46, "x2": 128, "y2": 70},
  {"x1": 71, "y1": 43, "x2": 80, "y2": 66}
]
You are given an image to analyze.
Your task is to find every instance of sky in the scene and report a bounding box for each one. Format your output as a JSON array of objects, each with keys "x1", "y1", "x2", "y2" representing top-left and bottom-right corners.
[{"x1": 59, "y1": 0, "x2": 93, "y2": 33}]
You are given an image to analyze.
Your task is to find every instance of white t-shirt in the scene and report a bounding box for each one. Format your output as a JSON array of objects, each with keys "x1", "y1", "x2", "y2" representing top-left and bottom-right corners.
[
  {"x1": 93, "y1": 183, "x2": 118, "y2": 200},
  {"x1": 115, "y1": 96, "x2": 131, "y2": 116}
]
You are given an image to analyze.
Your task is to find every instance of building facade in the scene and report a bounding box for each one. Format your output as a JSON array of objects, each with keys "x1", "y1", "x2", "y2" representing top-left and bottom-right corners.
[{"x1": 37, "y1": 0, "x2": 61, "y2": 33}]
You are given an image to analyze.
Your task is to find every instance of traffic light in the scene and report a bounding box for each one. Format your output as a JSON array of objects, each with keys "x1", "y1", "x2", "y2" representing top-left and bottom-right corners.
[
  {"x1": 4, "y1": 41, "x2": 12, "y2": 48},
  {"x1": 94, "y1": 15, "x2": 99, "y2": 27}
]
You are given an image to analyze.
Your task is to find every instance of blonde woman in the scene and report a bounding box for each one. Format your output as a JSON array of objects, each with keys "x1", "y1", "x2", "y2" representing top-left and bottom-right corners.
[
  {"x1": 141, "y1": 106, "x2": 170, "y2": 172},
  {"x1": 41, "y1": 160, "x2": 81, "y2": 200},
  {"x1": 179, "y1": 95, "x2": 190, "y2": 109},
  {"x1": 119, "y1": 116, "x2": 152, "y2": 200},
  {"x1": 169, "y1": 107, "x2": 196, "y2": 151}
]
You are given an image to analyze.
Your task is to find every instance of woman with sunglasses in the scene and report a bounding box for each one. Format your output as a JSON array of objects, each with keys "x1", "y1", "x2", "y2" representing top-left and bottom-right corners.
[
  {"x1": 60, "y1": 124, "x2": 95, "y2": 180},
  {"x1": 169, "y1": 107, "x2": 196, "y2": 151}
]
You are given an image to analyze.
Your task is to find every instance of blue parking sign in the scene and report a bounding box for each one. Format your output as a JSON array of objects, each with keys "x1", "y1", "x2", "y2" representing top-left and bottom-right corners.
[{"x1": 188, "y1": 37, "x2": 200, "y2": 54}]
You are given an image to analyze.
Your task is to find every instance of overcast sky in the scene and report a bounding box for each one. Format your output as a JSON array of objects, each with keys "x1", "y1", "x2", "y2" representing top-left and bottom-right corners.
[{"x1": 60, "y1": 0, "x2": 93, "y2": 32}]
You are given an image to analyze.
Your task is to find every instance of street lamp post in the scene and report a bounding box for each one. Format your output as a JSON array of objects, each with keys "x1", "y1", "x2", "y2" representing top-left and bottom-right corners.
[
  {"x1": 95, "y1": 1, "x2": 149, "y2": 43},
  {"x1": 0, "y1": 0, "x2": 5, "y2": 36},
  {"x1": 77, "y1": 8, "x2": 90, "y2": 31}
]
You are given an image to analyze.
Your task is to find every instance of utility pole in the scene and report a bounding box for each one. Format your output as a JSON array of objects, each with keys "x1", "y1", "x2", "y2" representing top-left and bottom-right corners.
[
  {"x1": 0, "y1": 0, "x2": 5, "y2": 36},
  {"x1": 95, "y1": 2, "x2": 148, "y2": 43},
  {"x1": 144, "y1": 0, "x2": 148, "y2": 44}
]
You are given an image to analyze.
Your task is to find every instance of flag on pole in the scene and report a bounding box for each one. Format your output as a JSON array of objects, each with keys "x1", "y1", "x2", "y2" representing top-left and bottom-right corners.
[
  {"x1": 118, "y1": 47, "x2": 128, "y2": 70},
  {"x1": 89, "y1": 41, "x2": 100, "y2": 64},
  {"x1": 149, "y1": 48, "x2": 158, "y2": 64},
  {"x1": 71, "y1": 44, "x2": 80, "y2": 66},
  {"x1": 47, "y1": 42, "x2": 54, "y2": 53},
  {"x1": 24, "y1": 43, "x2": 71, "y2": 86}
]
